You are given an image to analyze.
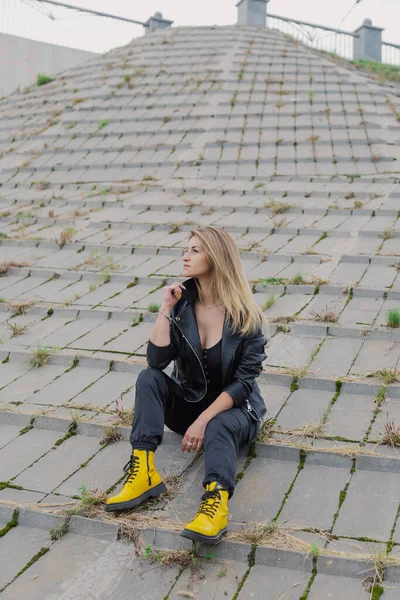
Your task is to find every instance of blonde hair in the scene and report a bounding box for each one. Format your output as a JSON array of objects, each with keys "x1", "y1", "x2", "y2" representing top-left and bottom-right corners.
[{"x1": 188, "y1": 226, "x2": 267, "y2": 337}]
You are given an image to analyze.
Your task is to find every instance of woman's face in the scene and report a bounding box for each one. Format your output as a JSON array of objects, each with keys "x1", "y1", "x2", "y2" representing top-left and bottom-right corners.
[{"x1": 182, "y1": 236, "x2": 212, "y2": 278}]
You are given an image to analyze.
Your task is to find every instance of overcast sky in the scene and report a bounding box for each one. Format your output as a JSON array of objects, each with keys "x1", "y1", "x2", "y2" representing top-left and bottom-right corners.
[{"x1": 1, "y1": 0, "x2": 399, "y2": 54}]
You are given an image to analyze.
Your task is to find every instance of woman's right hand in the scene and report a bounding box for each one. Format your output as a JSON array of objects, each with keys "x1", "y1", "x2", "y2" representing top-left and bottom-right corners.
[{"x1": 161, "y1": 282, "x2": 186, "y2": 309}]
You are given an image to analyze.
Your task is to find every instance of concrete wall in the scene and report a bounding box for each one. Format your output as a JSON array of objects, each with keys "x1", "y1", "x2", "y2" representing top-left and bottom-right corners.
[{"x1": 0, "y1": 32, "x2": 98, "y2": 97}]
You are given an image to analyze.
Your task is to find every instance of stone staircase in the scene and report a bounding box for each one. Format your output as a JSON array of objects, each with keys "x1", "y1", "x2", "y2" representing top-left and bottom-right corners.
[{"x1": 0, "y1": 25, "x2": 399, "y2": 599}]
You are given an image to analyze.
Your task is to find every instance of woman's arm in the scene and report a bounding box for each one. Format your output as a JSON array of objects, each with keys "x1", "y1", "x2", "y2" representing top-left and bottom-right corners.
[{"x1": 146, "y1": 282, "x2": 185, "y2": 370}]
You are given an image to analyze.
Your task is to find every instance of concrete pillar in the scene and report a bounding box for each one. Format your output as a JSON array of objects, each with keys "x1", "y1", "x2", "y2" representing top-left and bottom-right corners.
[
  {"x1": 237, "y1": 0, "x2": 269, "y2": 27},
  {"x1": 353, "y1": 18, "x2": 384, "y2": 62},
  {"x1": 145, "y1": 12, "x2": 173, "y2": 34}
]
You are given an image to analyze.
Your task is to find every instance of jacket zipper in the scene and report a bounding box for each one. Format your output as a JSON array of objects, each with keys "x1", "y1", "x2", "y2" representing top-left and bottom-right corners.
[
  {"x1": 174, "y1": 320, "x2": 207, "y2": 401},
  {"x1": 246, "y1": 399, "x2": 261, "y2": 421}
]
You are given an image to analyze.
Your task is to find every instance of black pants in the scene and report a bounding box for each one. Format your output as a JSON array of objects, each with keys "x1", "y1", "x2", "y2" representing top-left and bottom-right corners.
[{"x1": 129, "y1": 368, "x2": 259, "y2": 497}]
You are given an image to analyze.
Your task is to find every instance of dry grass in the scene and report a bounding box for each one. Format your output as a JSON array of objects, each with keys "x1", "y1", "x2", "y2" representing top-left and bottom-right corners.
[
  {"x1": 264, "y1": 199, "x2": 295, "y2": 214},
  {"x1": 57, "y1": 227, "x2": 75, "y2": 249},
  {"x1": 380, "y1": 419, "x2": 400, "y2": 448},
  {"x1": 28, "y1": 346, "x2": 54, "y2": 368},
  {"x1": 113, "y1": 395, "x2": 134, "y2": 426},
  {"x1": 68, "y1": 486, "x2": 108, "y2": 518},
  {"x1": 5, "y1": 321, "x2": 31, "y2": 336},
  {"x1": 278, "y1": 421, "x2": 327, "y2": 444},
  {"x1": 273, "y1": 366, "x2": 310, "y2": 379},
  {"x1": 0, "y1": 260, "x2": 29, "y2": 276},
  {"x1": 310, "y1": 305, "x2": 338, "y2": 323},
  {"x1": 364, "y1": 369, "x2": 400, "y2": 385},
  {"x1": 99, "y1": 425, "x2": 121, "y2": 445},
  {"x1": 7, "y1": 299, "x2": 35, "y2": 315},
  {"x1": 302, "y1": 247, "x2": 317, "y2": 255},
  {"x1": 227, "y1": 522, "x2": 327, "y2": 555},
  {"x1": 270, "y1": 315, "x2": 298, "y2": 324},
  {"x1": 271, "y1": 217, "x2": 288, "y2": 229}
]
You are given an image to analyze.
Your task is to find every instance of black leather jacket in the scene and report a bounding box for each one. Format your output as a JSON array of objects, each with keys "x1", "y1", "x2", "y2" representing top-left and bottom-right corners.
[{"x1": 146, "y1": 278, "x2": 268, "y2": 422}]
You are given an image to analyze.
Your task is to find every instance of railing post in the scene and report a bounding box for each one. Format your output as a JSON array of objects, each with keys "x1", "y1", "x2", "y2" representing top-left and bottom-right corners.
[
  {"x1": 237, "y1": 0, "x2": 269, "y2": 27},
  {"x1": 145, "y1": 12, "x2": 173, "y2": 34},
  {"x1": 353, "y1": 18, "x2": 384, "y2": 62}
]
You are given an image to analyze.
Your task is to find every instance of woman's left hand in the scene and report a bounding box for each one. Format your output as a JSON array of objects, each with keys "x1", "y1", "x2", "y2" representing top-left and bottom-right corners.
[{"x1": 182, "y1": 418, "x2": 207, "y2": 454}]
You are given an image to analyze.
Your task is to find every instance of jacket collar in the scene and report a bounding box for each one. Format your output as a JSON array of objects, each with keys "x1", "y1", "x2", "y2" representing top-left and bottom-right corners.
[{"x1": 175, "y1": 278, "x2": 242, "y2": 381}]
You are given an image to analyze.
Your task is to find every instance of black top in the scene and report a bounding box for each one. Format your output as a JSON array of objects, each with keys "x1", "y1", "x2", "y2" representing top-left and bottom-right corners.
[{"x1": 201, "y1": 338, "x2": 223, "y2": 407}]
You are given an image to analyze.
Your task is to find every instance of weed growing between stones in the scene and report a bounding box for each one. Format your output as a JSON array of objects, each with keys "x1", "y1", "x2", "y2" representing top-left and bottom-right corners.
[
  {"x1": 0, "y1": 260, "x2": 28, "y2": 276},
  {"x1": 5, "y1": 320, "x2": 32, "y2": 336},
  {"x1": 37, "y1": 73, "x2": 53, "y2": 86},
  {"x1": 99, "y1": 424, "x2": 121, "y2": 445},
  {"x1": 386, "y1": 308, "x2": 400, "y2": 328},
  {"x1": 310, "y1": 305, "x2": 338, "y2": 323},
  {"x1": 364, "y1": 369, "x2": 400, "y2": 385},
  {"x1": 263, "y1": 199, "x2": 295, "y2": 214},
  {"x1": 28, "y1": 346, "x2": 54, "y2": 368},
  {"x1": 68, "y1": 484, "x2": 107, "y2": 517},
  {"x1": 147, "y1": 302, "x2": 161, "y2": 313},
  {"x1": 380, "y1": 419, "x2": 400, "y2": 448},
  {"x1": 114, "y1": 394, "x2": 134, "y2": 426},
  {"x1": 57, "y1": 226, "x2": 75, "y2": 249},
  {"x1": 8, "y1": 299, "x2": 35, "y2": 316},
  {"x1": 50, "y1": 517, "x2": 70, "y2": 541},
  {"x1": 262, "y1": 294, "x2": 276, "y2": 310},
  {"x1": 143, "y1": 544, "x2": 203, "y2": 569}
]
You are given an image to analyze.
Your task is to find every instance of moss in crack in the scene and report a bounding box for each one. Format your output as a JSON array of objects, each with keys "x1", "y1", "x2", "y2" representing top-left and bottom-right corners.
[
  {"x1": 299, "y1": 557, "x2": 318, "y2": 599},
  {"x1": 2, "y1": 354, "x2": 9, "y2": 364},
  {"x1": 330, "y1": 458, "x2": 356, "y2": 530},
  {"x1": 0, "y1": 508, "x2": 19, "y2": 537},
  {"x1": 236, "y1": 442, "x2": 257, "y2": 483},
  {"x1": 370, "y1": 587, "x2": 384, "y2": 600},
  {"x1": 231, "y1": 546, "x2": 256, "y2": 600},
  {"x1": 54, "y1": 421, "x2": 77, "y2": 446},
  {"x1": 11, "y1": 546, "x2": 49, "y2": 582},
  {"x1": 274, "y1": 450, "x2": 306, "y2": 521},
  {"x1": 19, "y1": 418, "x2": 34, "y2": 435},
  {"x1": 290, "y1": 380, "x2": 299, "y2": 392},
  {"x1": 50, "y1": 517, "x2": 70, "y2": 541},
  {"x1": 0, "y1": 482, "x2": 23, "y2": 492}
]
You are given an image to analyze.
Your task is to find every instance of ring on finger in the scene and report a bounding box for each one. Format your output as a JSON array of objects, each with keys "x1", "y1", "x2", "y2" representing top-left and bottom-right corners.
[{"x1": 186, "y1": 442, "x2": 193, "y2": 447}]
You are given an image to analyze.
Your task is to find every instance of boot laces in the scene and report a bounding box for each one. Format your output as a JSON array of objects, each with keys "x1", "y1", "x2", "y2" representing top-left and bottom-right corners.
[
  {"x1": 123, "y1": 455, "x2": 140, "y2": 484},
  {"x1": 197, "y1": 490, "x2": 221, "y2": 519}
]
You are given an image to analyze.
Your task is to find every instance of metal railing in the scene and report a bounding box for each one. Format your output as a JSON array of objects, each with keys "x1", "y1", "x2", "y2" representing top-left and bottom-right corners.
[
  {"x1": 382, "y1": 42, "x2": 400, "y2": 67},
  {"x1": 267, "y1": 13, "x2": 357, "y2": 61},
  {"x1": 267, "y1": 12, "x2": 400, "y2": 67},
  {"x1": 0, "y1": 0, "x2": 172, "y2": 53}
]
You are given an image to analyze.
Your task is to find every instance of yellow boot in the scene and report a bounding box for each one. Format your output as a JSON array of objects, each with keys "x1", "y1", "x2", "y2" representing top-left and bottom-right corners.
[
  {"x1": 180, "y1": 482, "x2": 229, "y2": 544},
  {"x1": 105, "y1": 449, "x2": 166, "y2": 512}
]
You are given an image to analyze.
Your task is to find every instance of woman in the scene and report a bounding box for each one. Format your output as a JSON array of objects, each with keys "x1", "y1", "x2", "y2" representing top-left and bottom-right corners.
[{"x1": 106, "y1": 226, "x2": 268, "y2": 544}]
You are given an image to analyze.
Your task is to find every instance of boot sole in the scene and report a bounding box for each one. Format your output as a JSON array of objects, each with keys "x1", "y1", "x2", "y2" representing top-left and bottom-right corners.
[
  {"x1": 180, "y1": 527, "x2": 227, "y2": 544},
  {"x1": 105, "y1": 482, "x2": 167, "y2": 512}
]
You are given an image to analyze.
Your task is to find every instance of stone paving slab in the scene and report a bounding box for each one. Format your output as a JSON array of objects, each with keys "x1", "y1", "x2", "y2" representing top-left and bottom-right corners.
[
  {"x1": 0, "y1": 524, "x2": 51, "y2": 591},
  {"x1": 307, "y1": 573, "x2": 368, "y2": 599},
  {"x1": 0, "y1": 428, "x2": 61, "y2": 481},
  {"x1": 279, "y1": 457, "x2": 352, "y2": 530},
  {"x1": 334, "y1": 469, "x2": 400, "y2": 540},
  {"x1": 25, "y1": 365, "x2": 109, "y2": 407},
  {"x1": 0, "y1": 532, "x2": 112, "y2": 600},
  {"x1": 13, "y1": 433, "x2": 101, "y2": 494},
  {"x1": 70, "y1": 370, "x2": 135, "y2": 408},
  {"x1": 276, "y1": 388, "x2": 334, "y2": 430},
  {"x1": 0, "y1": 363, "x2": 66, "y2": 404},
  {"x1": 328, "y1": 392, "x2": 376, "y2": 441},
  {"x1": 237, "y1": 564, "x2": 309, "y2": 599}
]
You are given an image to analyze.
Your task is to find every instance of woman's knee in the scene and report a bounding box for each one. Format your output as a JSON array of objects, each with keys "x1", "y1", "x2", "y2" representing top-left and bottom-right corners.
[
  {"x1": 205, "y1": 411, "x2": 238, "y2": 440},
  {"x1": 136, "y1": 368, "x2": 167, "y2": 387}
]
